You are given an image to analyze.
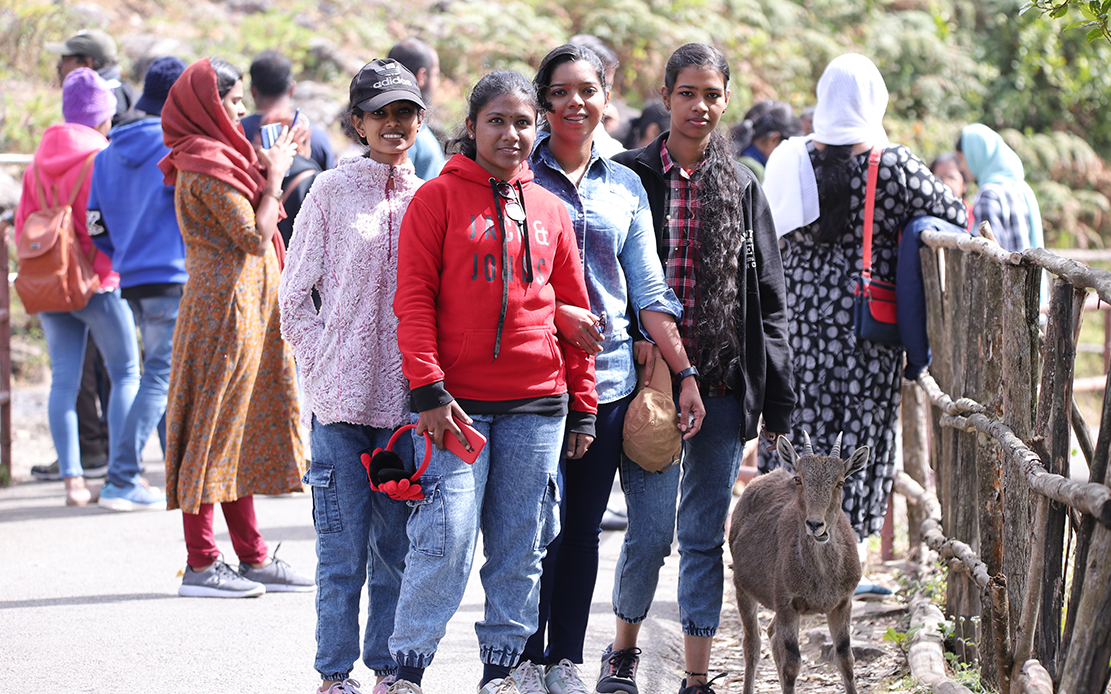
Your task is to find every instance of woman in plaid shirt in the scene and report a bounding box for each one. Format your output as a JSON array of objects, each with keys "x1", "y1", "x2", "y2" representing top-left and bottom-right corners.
[{"x1": 601, "y1": 43, "x2": 796, "y2": 694}]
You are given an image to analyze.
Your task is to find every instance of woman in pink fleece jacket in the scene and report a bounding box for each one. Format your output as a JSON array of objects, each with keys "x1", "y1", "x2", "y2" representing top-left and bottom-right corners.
[
  {"x1": 278, "y1": 59, "x2": 427, "y2": 694},
  {"x1": 15, "y1": 68, "x2": 140, "y2": 506}
]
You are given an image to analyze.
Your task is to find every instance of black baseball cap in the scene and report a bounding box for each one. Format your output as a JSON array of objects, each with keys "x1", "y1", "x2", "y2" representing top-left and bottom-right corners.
[{"x1": 350, "y1": 59, "x2": 425, "y2": 112}]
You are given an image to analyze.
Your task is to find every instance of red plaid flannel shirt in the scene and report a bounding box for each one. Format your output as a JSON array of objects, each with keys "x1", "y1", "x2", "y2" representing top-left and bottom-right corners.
[{"x1": 661, "y1": 141, "x2": 727, "y2": 397}]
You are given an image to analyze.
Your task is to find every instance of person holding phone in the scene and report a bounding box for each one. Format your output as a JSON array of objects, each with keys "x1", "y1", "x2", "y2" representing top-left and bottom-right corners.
[
  {"x1": 521, "y1": 44, "x2": 705, "y2": 694},
  {"x1": 280, "y1": 59, "x2": 428, "y2": 694},
  {"x1": 390, "y1": 70, "x2": 597, "y2": 694},
  {"x1": 160, "y1": 56, "x2": 312, "y2": 598}
]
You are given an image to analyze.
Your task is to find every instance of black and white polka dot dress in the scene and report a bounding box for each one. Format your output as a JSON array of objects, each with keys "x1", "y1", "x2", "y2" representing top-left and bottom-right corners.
[{"x1": 760, "y1": 143, "x2": 968, "y2": 539}]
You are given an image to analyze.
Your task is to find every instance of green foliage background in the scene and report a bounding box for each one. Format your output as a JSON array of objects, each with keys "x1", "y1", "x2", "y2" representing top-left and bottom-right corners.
[{"x1": 3, "y1": 0, "x2": 1111, "y2": 245}]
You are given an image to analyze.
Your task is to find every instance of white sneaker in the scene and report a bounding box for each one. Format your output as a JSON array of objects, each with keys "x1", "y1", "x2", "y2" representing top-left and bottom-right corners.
[
  {"x1": 478, "y1": 679, "x2": 505, "y2": 694},
  {"x1": 385, "y1": 680, "x2": 422, "y2": 694},
  {"x1": 544, "y1": 660, "x2": 589, "y2": 694},
  {"x1": 509, "y1": 661, "x2": 549, "y2": 693},
  {"x1": 317, "y1": 679, "x2": 363, "y2": 694},
  {"x1": 477, "y1": 661, "x2": 549, "y2": 694},
  {"x1": 371, "y1": 676, "x2": 396, "y2": 694}
]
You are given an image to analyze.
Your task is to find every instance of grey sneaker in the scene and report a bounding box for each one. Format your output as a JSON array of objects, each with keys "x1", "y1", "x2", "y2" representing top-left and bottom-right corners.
[
  {"x1": 179, "y1": 559, "x2": 265, "y2": 598},
  {"x1": 31, "y1": 455, "x2": 108, "y2": 481},
  {"x1": 596, "y1": 645, "x2": 640, "y2": 694},
  {"x1": 544, "y1": 659, "x2": 589, "y2": 694},
  {"x1": 238, "y1": 548, "x2": 315, "y2": 592},
  {"x1": 481, "y1": 661, "x2": 547, "y2": 694},
  {"x1": 385, "y1": 681, "x2": 423, "y2": 694}
]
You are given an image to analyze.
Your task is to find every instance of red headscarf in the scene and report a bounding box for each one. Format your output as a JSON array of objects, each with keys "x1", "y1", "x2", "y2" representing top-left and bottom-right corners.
[{"x1": 158, "y1": 58, "x2": 267, "y2": 209}]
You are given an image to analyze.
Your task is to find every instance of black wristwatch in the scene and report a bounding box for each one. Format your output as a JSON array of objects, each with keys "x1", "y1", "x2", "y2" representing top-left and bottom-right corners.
[{"x1": 676, "y1": 365, "x2": 700, "y2": 382}]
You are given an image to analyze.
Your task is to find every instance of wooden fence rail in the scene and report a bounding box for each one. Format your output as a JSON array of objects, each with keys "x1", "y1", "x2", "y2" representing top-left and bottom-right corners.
[{"x1": 901, "y1": 228, "x2": 1111, "y2": 693}]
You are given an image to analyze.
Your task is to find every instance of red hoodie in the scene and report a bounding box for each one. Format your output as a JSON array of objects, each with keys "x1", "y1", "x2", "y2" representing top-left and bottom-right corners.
[
  {"x1": 394, "y1": 154, "x2": 597, "y2": 434},
  {"x1": 15, "y1": 122, "x2": 118, "y2": 290}
]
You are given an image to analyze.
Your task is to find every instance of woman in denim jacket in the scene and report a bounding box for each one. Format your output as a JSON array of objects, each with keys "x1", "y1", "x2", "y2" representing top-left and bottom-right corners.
[{"x1": 521, "y1": 44, "x2": 706, "y2": 694}]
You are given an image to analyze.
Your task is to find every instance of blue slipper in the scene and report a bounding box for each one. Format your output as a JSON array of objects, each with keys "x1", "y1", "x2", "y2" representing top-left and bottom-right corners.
[{"x1": 855, "y1": 582, "x2": 893, "y2": 596}]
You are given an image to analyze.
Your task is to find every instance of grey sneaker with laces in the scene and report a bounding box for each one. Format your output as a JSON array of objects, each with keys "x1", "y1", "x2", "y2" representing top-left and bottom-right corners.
[
  {"x1": 596, "y1": 645, "x2": 640, "y2": 694},
  {"x1": 238, "y1": 552, "x2": 315, "y2": 592},
  {"x1": 545, "y1": 659, "x2": 589, "y2": 694},
  {"x1": 385, "y1": 681, "x2": 423, "y2": 694},
  {"x1": 178, "y1": 559, "x2": 265, "y2": 598},
  {"x1": 483, "y1": 661, "x2": 547, "y2": 694}
]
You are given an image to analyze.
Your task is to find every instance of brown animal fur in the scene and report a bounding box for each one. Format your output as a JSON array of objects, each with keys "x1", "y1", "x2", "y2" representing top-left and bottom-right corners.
[{"x1": 728, "y1": 433, "x2": 868, "y2": 694}]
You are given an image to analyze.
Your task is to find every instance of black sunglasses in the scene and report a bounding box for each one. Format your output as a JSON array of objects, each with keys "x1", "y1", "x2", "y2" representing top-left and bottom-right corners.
[{"x1": 493, "y1": 181, "x2": 526, "y2": 225}]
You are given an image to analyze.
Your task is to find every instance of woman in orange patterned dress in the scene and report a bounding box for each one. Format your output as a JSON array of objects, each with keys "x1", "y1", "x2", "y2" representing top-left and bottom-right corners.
[{"x1": 160, "y1": 57, "x2": 312, "y2": 598}]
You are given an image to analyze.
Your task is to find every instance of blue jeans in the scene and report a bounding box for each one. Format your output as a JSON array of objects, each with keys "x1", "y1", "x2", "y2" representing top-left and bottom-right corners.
[
  {"x1": 107, "y1": 295, "x2": 179, "y2": 487},
  {"x1": 525, "y1": 396, "x2": 630, "y2": 665},
  {"x1": 304, "y1": 418, "x2": 414, "y2": 680},
  {"x1": 613, "y1": 395, "x2": 743, "y2": 637},
  {"x1": 39, "y1": 291, "x2": 140, "y2": 479},
  {"x1": 390, "y1": 413, "x2": 566, "y2": 670}
]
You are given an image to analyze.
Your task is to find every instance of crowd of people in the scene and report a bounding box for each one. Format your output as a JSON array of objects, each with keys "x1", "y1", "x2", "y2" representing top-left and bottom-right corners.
[{"x1": 12, "y1": 25, "x2": 1046, "y2": 694}]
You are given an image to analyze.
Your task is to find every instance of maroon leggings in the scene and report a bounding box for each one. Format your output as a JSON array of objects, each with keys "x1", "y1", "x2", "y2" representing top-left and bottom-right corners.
[{"x1": 182, "y1": 496, "x2": 269, "y2": 569}]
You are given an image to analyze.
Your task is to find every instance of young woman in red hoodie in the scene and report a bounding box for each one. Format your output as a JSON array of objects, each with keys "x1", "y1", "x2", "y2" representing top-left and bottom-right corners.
[{"x1": 390, "y1": 70, "x2": 597, "y2": 694}]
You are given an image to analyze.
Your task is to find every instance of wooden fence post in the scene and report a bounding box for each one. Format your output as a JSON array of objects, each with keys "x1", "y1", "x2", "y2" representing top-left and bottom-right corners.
[
  {"x1": 1057, "y1": 469, "x2": 1111, "y2": 692},
  {"x1": 973, "y1": 256, "x2": 1005, "y2": 690},
  {"x1": 1031, "y1": 278, "x2": 1081, "y2": 682},
  {"x1": 902, "y1": 381, "x2": 930, "y2": 561},
  {"x1": 948, "y1": 250, "x2": 981, "y2": 665},
  {"x1": 1060, "y1": 327, "x2": 1111, "y2": 684},
  {"x1": 1001, "y1": 262, "x2": 1039, "y2": 649}
]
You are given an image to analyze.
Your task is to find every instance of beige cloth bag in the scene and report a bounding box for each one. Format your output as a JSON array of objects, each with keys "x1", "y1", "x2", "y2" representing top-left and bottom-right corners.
[{"x1": 622, "y1": 345, "x2": 682, "y2": 473}]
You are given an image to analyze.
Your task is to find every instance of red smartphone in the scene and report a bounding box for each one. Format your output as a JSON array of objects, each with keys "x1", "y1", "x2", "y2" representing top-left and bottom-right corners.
[{"x1": 444, "y1": 418, "x2": 486, "y2": 464}]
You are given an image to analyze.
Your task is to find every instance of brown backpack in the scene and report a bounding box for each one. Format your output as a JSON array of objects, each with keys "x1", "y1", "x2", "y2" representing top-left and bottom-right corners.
[{"x1": 15, "y1": 153, "x2": 101, "y2": 314}]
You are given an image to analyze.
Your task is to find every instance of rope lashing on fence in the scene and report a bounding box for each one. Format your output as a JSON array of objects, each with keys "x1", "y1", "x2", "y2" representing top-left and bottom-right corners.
[
  {"x1": 936, "y1": 409, "x2": 1111, "y2": 529},
  {"x1": 897, "y1": 472, "x2": 1009, "y2": 693},
  {"x1": 916, "y1": 371, "x2": 984, "y2": 416},
  {"x1": 896, "y1": 472, "x2": 993, "y2": 589},
  {"x1": 920, "y1": 228, "x2": 1111, "y2": 305},
  {"x1": 919, "y1": 228, "x2": 1022, "y2": 266},
  {"x1": 1015, "y1": 659, "x2": 1055, "y2": 694}
]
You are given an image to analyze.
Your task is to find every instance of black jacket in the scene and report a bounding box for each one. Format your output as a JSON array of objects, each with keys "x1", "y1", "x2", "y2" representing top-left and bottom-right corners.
[{"x1": 612, "y1": 133, "x2": 795, "y2": 438}]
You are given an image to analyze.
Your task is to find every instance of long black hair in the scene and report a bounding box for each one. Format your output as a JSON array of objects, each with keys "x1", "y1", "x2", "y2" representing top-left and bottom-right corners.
[
  {"x1": 449, "y1": 70, "x2": 539, "y2": 159},
  {"x1": 664, "y1": 43, "x2": 744, "y2": 384},
  {"x1": 534, "y1": 43, "x2": 607, "y2": 113},
  {"x1": 209, "y1": 57, "x2": 242, "y2": 99},
  {"x1": 812, "y1": 144, "x2": 856, "y2": 243}
]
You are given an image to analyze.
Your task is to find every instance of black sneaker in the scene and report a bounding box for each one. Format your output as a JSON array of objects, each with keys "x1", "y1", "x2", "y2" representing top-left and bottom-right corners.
[
  {"x1": 80, "y1": 455, "x2": 108, "y2": 478},
  {"x1": 597, "y1": 645, "x2": 640, "y2": 693},
  {"x1": 31, "y1": 455, "x2": 109, "y2": 481},
  {"x1": 31, "y1": 460, "x2": 62, "y2": 481},
  {"x1": 677, "y1": 673, "x2": 727, "y2": 694}
]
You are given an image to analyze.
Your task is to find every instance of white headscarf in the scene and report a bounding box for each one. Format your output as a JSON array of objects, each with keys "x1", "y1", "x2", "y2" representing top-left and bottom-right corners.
[
  {"x1": 765, "y1": 53, "x2": 889, "y2": 237},
  {"x1": 813, "y1": 53, "x2": 889, "y2": 146}
]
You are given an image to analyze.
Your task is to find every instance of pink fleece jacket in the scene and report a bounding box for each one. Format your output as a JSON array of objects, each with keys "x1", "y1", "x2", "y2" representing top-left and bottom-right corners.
[
  {"x1": 278, "y1": 155, "x2": 422, "y2": 429},
  {"x1": 15, "y1": 122, "x2": 118, "y2": 290}
]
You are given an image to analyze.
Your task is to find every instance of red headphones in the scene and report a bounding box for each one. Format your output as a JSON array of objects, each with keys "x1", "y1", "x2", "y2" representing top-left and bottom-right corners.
[{"x1": 361, "y1": 424, "x2": 433, "y2": 501}]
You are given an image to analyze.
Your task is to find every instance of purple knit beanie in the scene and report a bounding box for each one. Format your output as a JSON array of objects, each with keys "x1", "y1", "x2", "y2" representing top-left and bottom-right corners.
[{"x1": 62, "y1": 67, "x2": 117, "y2": 128}]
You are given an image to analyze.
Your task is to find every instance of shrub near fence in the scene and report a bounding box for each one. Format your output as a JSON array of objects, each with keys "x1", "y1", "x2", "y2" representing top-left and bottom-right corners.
[{"x1": 900, "y1": 225, "x2": 1111, "y2": 693}]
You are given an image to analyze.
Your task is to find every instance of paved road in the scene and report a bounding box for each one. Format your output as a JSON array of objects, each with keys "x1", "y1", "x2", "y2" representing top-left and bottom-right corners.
[{"x1": 0, "y1": 383, "x2": 689, "y2": 694}]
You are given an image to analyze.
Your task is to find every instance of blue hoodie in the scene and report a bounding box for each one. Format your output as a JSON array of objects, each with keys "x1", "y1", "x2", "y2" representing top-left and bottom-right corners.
[{"x1": 87, "y1": 117, "x2": 187, "y2": 292}]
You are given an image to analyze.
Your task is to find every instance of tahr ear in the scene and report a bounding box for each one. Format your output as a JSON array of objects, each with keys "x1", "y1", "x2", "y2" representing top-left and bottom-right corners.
[
  {"x1": 845, "y1": 446, "x2": 870, "y2": 478},
  {"x1": 776, "y1": 435, "x2": 798, "y2": 474}
]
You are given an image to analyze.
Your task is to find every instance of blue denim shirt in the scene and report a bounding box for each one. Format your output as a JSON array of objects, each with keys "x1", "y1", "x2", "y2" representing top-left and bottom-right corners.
[{"x1": 530, "y1": 132, "x2": 682, "y2": 404}]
